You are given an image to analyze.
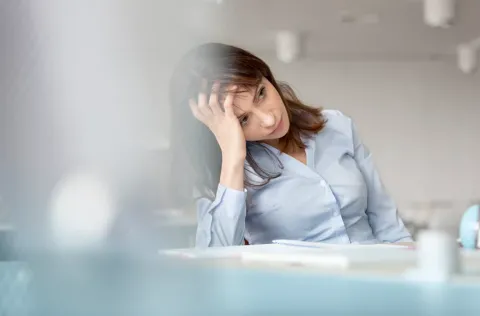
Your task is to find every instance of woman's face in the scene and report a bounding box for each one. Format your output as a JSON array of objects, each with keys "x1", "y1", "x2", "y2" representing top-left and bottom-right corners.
[{"x1": 229, "y1": 77, "x2": 290, "y2": 143}]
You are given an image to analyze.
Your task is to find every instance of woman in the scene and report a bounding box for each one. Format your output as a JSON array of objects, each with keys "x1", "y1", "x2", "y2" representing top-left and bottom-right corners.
[{"x1": 169, "y1": 43, "x2": 412, "y2": 248}]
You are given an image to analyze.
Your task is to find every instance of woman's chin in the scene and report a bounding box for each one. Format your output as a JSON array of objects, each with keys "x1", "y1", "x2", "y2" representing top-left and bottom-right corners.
[{"x1": 276, "y1": 123, "x2": 290, "y2": 138}]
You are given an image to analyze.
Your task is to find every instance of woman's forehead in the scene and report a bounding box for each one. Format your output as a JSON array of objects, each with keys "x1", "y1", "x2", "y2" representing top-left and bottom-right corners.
[
  {"x1": 231, "y1": 90, "x2": 258, "y2": 115},
  {"x1": 224, "y1": 83, "x2": 256, "y2": 94},
  {"x1": 218, "y1": 84, "x2": 255, "y2": 103},
  {"x1": 213, "y1": 75, "x2": 264, "y2": 94}
]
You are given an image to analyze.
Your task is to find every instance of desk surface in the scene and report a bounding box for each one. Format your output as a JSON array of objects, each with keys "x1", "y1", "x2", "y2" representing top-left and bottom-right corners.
[
  {"x1": 163, "y1": 243, "x2": 480, "y2": 281},
  {"x1": 2, "y1": 251, "x2": 480, "y2": 316},
  {"x1": 161, "y1": 244, "x2": 480, "y2": 315},
  {"x1": 191, "y1": 262, "x2": 480, "y2": 315}
]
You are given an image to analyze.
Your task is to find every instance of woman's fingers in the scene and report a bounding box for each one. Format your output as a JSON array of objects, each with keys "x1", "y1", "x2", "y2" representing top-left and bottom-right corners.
[
  {"x1": 191, "y1": 80, "x2": 238, "y2": 125},
  {"x1": 209, "y1": 82, "x2": 222, "y2": 115},
  {"x1": 223, "y1": 86, "x2": 237, "y2": 117},
  {"x1": 189, "y1": 98, "x2": 204, "y2": 122},
  {"x1": 197, "y1": 79, "x2": 212, "y2": 116}
]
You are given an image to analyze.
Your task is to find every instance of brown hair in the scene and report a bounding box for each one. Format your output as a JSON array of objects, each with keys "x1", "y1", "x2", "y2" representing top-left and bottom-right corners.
[{"x1": 169, "y1": 43, "x2": 326, "y2": 203}]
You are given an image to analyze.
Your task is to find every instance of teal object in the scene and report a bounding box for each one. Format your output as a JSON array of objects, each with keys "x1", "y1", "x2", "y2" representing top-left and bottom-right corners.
[{"x1": 459, "y1": 204, "x2": 480, "y2": 249}]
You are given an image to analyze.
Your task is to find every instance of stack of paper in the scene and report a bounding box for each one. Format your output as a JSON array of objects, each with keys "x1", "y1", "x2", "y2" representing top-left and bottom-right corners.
[
  {"x1": 242, "y1": 241, "x2": 415, "y2": 268},
  {"x1": 161, "y1": 244, "x2": 292, "y2": 259}
]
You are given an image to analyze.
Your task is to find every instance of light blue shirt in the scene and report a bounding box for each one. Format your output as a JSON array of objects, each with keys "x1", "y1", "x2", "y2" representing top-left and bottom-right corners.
[{"x1": 196, "y1": 110, "x2": 412, "y2": 247}]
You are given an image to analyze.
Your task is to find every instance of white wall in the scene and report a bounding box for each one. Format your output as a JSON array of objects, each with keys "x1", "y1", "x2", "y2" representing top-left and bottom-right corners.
[{"x1": 267, "y1": 59, "x2": 480, "y2": 219}]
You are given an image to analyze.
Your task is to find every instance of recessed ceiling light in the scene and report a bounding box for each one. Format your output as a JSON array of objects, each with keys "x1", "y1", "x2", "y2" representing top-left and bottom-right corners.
[{"x1": 424, "y1": 0, "x2": 456, "y2": 28}]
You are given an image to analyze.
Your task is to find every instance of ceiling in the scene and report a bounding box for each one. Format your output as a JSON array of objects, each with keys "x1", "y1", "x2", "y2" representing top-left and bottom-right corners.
[{"x1": 176, "y1": 0, "x2": 480, "y2": 61}]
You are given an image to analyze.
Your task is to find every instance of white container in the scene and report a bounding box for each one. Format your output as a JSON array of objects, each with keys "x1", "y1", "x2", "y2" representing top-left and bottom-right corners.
[{"x1": 408, "y1": 230, "x2": 461, "y2": 282}]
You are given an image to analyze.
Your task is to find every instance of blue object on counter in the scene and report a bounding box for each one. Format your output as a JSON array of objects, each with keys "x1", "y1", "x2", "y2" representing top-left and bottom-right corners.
[{"x1": 459, "y1": 204, "x2": 480, "y2": 249}]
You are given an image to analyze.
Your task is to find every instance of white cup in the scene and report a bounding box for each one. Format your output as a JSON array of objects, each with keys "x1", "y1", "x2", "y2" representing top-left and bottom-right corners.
[{"x1": 415, "y1": 230, "x2": 460, "y2": 281}]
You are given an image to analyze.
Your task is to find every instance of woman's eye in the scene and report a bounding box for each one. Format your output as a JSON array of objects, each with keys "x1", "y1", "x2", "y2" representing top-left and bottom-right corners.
[
  {"x1": 258, "y1": 87, "x2": 266, "y2": 99},
  {"x1": 239, "y1": 115, "x2": 249, "y2": 126}
]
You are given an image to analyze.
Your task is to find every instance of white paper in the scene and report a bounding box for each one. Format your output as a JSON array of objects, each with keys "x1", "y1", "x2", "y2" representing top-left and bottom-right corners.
[
  {"x1": 160, "y1": 244, "x2": 295, "y2": 259},
  {"x1": 272, "y1": 239, "x2": 411, "y2": 249},
  {"x1": 240, "y1": 246, "x2": 350, "y2": 268}
]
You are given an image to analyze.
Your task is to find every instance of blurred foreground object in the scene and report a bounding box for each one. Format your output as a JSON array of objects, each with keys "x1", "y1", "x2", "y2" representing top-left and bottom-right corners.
[
  {"x1": 49, "y1": 171, "x2": 117, "y2": 251},
  {"x1": 0, "y1": 0, "x2": 200, "y2": 254},
  {"x1": 0, "y1": 0, "x2": 204, "y2": 313}
]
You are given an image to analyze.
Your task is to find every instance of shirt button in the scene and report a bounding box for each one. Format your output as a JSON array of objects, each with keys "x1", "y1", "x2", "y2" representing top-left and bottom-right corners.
[{"x1": 320, "y1": 180, "x2": 327, "y2": 187}]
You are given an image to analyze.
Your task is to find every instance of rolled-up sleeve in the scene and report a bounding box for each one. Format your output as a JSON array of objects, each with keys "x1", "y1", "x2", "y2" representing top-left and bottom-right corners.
[
  {"x1": 351, "y1": 119, "x2": 413, "y2": 243},
  {"x1": 195, "y1": 184, "x2": 247, "y2": 248}
]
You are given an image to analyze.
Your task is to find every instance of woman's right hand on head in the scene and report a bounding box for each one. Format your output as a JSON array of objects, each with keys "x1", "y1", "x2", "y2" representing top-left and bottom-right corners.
[{"x1": 189, "y1": 81, "x2": 246, "y2": 166}]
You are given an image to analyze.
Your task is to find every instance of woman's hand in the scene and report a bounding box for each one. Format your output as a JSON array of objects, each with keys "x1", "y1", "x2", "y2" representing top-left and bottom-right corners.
[{"x1": 189, "y1": 82, "x2": 246, "y2": 166}]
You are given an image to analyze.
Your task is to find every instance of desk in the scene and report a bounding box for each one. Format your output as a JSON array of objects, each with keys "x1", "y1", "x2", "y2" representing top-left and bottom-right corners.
[
  {"x1": 163, "y1": 244, "x2": 480, "y2": 282},
  {"x1": 161, "y1": 244, "x2": 480, "y2": 315},
  {"x1": 1, "y1": 251, "x2": 480, "y2": 315},
  {"x1": 184, "y1": 261, "x2": 480, "y2": 315}
]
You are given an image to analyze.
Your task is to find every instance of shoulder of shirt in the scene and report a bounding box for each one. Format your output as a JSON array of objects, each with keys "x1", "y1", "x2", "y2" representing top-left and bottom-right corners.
[
  {"x1": 321, "y1": 109, "x2": 351, "y2": 121},
  {"x1": 318, "y1": 109, "x2": 353, "y2": 137}
]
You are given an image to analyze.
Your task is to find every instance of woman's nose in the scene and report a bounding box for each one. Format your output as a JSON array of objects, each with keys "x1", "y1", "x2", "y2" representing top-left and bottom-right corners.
[{"x1": 259, "y1": 111, "x2": 276, "y2": 128}]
